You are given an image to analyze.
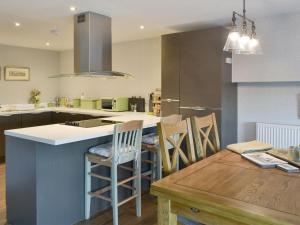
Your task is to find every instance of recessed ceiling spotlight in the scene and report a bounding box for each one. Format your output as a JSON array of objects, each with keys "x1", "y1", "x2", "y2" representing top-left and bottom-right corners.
[
  {"x1": 15, "y1": 22, "x2": 20, "y2": 27},
  {"x1": 140, "y1": 25, "x2": 144, "y2": 30},
  {"x1": 70, "y1": 6, "x2": 76, "y2": 12},
  {"x1": 45, "y1": 42, "x2": 50, "y2": 46}
]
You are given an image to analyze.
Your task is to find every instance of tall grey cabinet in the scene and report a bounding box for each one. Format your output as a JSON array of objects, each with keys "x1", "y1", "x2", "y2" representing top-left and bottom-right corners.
[
  {"x1": 161, "y1": 27, "x2": 237, "y2": 147},
  {"x1": 161, "y1": 34, "x2": 181, "y2": 115}
]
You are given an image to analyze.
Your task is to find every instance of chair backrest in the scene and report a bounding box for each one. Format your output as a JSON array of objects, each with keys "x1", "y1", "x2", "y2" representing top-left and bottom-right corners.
[
  {"x1": 161, "y1": 114, "x2": 182, "y2": 124},
  {"x1": 191, "y1": 113, "x2": 220, "y2": 159},
  {"x1": 157, "y1": 119, "x2": 196, "y2": 175},
  {"x1": 112, "y1": 120, "x2": 143, "y2": 164}
]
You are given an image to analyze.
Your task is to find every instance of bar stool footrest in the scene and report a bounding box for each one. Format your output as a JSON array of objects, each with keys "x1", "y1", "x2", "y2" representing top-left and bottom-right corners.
[{"x1": 118, "y1": 194, "x2": 138, "y2": 207}]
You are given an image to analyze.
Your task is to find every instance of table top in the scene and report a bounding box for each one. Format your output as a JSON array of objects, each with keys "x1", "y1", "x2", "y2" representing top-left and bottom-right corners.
[
  {"x1": 268, "y1": 149, "x2": 300, "y2": 167},
  {"x1": 151, "y1": 150, "x2": 300, "y2": 225}
]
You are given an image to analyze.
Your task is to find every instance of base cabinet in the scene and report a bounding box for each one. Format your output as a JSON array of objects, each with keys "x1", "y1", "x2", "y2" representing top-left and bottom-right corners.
[
  {"x1": 0, "y1": 111, "x2": 106, "y2": 159},
  {"x1": 21, "y1": 112, "x2": 53, "y2": 128},
  {"x1": 0, "y1": 115, "x2": 22, "y2": 158}
]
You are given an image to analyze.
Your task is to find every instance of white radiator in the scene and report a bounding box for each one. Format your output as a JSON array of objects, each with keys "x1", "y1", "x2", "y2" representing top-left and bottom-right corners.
[{"x1": 256, "y1": 123, "x2": 300, "y2": 149}]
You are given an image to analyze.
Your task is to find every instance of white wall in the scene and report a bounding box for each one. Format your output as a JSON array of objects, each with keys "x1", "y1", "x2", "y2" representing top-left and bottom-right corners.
[
  {"x1": 58, "y1": 38, "x2": 161, "y2": 101},
  {"x1": 0, "y1": 44, "x2": 59, "y2": 104},
  {"x1": 235, "y1": 13, "x2": 300, "y2": 141},
  {"x1": 238, "y1": 83, "x2": 300, "y2": 141},
  {"x1": 233, "y1": 13, "x2": 300, "y2": 82}
]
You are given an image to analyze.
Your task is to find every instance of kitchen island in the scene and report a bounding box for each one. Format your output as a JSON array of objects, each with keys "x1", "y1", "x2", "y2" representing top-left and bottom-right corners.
[{"x1": 4, "y1": 108, "x2": 160, "y2": 225}]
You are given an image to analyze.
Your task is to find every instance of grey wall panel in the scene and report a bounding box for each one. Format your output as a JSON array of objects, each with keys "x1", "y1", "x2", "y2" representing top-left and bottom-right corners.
[
  {"x1": 6, "y1": 127, "x2": 154, "y2": 225},
  {"x1": 6, "y1": 136, "x2": 37, "y2": 225},
  {"x1": 35, "y1": 138, "x2": 108, "y2": 225}
]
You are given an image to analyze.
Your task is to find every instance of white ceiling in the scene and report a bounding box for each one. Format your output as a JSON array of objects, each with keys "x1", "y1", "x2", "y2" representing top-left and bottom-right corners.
[{"x1": 0, "y1": 0, "x2": 299, "y2": 51}]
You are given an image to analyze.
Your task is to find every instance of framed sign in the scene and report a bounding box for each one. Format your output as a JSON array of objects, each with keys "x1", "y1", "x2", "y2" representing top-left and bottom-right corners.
[{"x1": 4, "y1": 66, "x2": 30, "y2": 81}]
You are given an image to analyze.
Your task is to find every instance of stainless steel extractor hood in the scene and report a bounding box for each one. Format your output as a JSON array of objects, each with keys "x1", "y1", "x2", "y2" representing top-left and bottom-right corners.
[{"x1": 50, "y1": 12, "x2": 132, "y2": 78}]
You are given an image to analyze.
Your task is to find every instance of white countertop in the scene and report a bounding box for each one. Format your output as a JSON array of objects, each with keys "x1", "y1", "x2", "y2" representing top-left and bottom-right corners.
[{"x1": 4, "y1": 107, "x2": 160, "y2": 145}]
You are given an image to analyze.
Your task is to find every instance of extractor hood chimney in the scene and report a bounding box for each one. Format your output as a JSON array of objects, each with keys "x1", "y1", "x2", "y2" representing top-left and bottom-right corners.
[{"x1": 50, "y1": 12, "x2": 132, "y2": 78}]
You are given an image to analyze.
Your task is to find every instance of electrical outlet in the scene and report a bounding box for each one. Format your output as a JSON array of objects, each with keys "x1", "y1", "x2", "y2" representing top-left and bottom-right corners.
[{"x1": 225, "y1": 57, "x2": 232, "y2": 64}]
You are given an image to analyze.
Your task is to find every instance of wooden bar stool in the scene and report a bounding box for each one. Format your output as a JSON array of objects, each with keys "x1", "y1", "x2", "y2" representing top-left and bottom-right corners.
[
  {"x1": 190, "y1": 113, "x2": 220, "y2": 160},
  {"x1": 141, "y1": 114, "x2": 182, "y2": 182},
  {"x1": 85, "y1": 120, "x2": 143, "y2": 225}
]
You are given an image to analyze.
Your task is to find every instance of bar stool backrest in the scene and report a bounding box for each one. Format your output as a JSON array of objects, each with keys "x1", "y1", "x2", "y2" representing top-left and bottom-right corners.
[{"x1": 112, "y1": 120, "x2": 143, "y2": 164}]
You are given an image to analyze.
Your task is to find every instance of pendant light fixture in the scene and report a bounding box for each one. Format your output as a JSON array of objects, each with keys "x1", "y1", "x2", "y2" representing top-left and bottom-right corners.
[{"x1": 223, "y1": 0, "x2": 262, "y2": 54}]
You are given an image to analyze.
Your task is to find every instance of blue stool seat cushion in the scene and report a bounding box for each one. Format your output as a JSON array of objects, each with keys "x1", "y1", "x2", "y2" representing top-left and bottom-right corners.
[
  {"x1": 89, "y1": 143, "x2": 113, "y2": 158},
  {"x1": 142, "y1": 133, "x2": 159, "y2": 145},
  {"x1": 89, "y1": 142, "x2": 136, "y2": 160}
]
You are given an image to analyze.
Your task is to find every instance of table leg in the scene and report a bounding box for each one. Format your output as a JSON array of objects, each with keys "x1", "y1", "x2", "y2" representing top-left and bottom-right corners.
[{"x1": 157, "y1": 197, "x2": 177, "y2": 225}]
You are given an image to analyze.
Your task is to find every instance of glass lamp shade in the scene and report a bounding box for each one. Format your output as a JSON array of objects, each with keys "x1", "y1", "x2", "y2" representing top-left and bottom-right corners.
[
  {"x1": 239, "y1": 34, "x2": 250, "y2": 48},
  {"x1": 234, "y1": 37, "x2": 262, "y2": 55},
  {"x1": 224, "y1": 29, "x2": 262, "y2": 55},
  {"x1": 249, "y1": 38, "x2": 262, "y2": 54},
  {"x1": 223, "y1": 31, "x2": 241, "y2": 52}
]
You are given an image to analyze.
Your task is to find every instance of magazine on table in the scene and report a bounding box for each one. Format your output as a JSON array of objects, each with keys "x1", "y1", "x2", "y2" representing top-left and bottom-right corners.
[
  {"x1": 277, "y1": 164, "x2": 299, "y2": 173},
  {"x1": 242, "y1": 152, "x2": 288, "y2": 168}
]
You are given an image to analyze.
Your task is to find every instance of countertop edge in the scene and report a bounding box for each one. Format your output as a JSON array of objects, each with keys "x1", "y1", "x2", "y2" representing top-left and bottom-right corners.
[{"x1": 4, "y1": 109, "x2": 159, "y2": 145}]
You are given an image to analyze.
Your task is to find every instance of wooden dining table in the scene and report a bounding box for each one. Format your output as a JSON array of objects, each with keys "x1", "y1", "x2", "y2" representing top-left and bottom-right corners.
[{"x1": 150, "y1": 150, "x2": 300, "y2": 225}]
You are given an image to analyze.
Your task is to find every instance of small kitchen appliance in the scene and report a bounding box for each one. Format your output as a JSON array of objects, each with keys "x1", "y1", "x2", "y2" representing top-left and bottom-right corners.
[
  {"x1": 100, "y1": 97, "x2": 128, "y2": 112},
  {"x1": 128, "y1": 97, "x2": 145, "y2": 112}
]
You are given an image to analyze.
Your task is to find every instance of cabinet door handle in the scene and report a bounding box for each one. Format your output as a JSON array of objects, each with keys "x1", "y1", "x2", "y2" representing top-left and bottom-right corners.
[
  {"x1": 0, "y1": 114, "x2": 12, "y2": 117},
  {"x1": 180, "y1": 106, "x2": 222, "y2": 111},
  {"x1": 180, "y1": 106, "x2": 207, "y2": 111},
  {"x1": 161, "y1": 99, "x2": 180, "y2": 103},
  {"x1": 190, "y1": 207, "x2": 200, "y2": 213}
]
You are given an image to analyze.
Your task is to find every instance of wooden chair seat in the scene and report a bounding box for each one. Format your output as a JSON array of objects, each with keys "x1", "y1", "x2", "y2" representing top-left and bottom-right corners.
[
  {"x1": 86, "y1": 152, "x2": 110, "y2": 164},
  {"x1": 142, "y1": 143, "x2": 159, "y2": 152}
]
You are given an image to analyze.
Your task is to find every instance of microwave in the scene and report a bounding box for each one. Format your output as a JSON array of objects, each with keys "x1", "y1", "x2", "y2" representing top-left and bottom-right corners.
[{"x1": 100, "y1": 97, "x2": 129, "y2": 112}]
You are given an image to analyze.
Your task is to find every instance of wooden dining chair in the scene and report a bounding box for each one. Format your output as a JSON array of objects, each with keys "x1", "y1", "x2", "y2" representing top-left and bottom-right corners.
[
  {"x1": 190, "y1": 113, "x2": 220, "y2": 159},
  {"x1": 157, "y1": 118, "x2": 196, "y2": 175},
  {"x1": 157, "y1": 119, "x2": 202, "y2": 225},
  {"x1": 85, "y1": 120, "x2": 143, "y2": 225},
  {"x1": 141, "y1": 114, "x2": 182, "y2": 181}
]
